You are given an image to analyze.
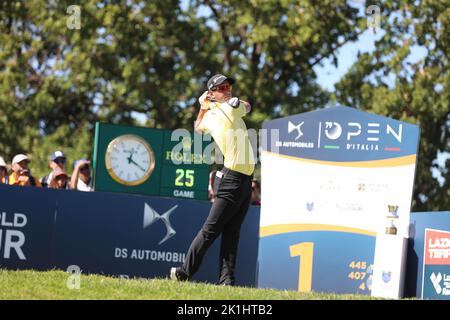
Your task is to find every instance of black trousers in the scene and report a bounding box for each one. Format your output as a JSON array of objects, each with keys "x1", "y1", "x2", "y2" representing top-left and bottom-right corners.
[{"x1": 181, "y1": 167, "x2": 252, "y2": 285}]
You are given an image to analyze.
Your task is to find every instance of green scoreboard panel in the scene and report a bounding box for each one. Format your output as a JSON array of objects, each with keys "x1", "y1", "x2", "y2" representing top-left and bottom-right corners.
[{"x1": 92, "y1": 122, "x2": 209, "y2": 200}]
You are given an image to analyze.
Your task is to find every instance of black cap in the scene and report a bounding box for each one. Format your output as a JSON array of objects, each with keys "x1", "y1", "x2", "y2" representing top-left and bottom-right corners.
[{"x1": 207, "y1": 74, "x2": 235, "y2": 91}]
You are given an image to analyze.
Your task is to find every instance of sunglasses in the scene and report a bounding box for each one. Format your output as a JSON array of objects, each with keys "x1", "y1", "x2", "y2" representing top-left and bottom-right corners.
[
  {"x1": 54, "y1": 158, "x2": 66, "y2": 164},
  {"x1": 211, "y1": 83, "x2": 231, "y2": 92}
]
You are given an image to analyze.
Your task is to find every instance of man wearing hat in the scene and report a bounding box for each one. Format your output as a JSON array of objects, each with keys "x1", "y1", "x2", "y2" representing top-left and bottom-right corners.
[
  {"x1": 8, "y1": 154, "x2": 41, "y2": 187},
  {"x1": 170, "y1": 74, "x2": 255, "y2": 286},
  {"x1": 40, "y1": 150, "x2": 68, "y2": 188}
]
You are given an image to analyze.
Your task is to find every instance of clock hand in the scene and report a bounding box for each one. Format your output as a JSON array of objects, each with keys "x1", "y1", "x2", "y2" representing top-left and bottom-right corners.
[
  {"x1": 127, "y1": 149, "x2": 138, "y2": 163},
  {"x1": 129, "y1": 158, "x2": 146, "y2": 172},
  {"x1": 125, "y1": 148, "x2": 137, "y2": 164}
]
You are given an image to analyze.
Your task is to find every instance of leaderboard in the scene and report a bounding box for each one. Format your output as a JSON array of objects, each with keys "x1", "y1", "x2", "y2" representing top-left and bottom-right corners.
[{"x1": 93, "y1": 122, "x2": 209, "y2": 200}]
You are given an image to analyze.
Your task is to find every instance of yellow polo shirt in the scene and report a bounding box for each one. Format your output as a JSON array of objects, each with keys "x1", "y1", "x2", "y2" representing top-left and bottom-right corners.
[
  {"x1": 198, "y1": 101, "x2": 255, "y2": 176},
  {"x1": 8, "y1": 173, "x2": 41, "y2": 187}
]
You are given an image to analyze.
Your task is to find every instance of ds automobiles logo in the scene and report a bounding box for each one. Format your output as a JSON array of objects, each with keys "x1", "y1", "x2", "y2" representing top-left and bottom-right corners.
[
  {"x1": 288, "y1": 121, "x2": 304, "y2": 140},
  {"x1": 143, "y1": 203, "x2": 178, "y2": 245}
]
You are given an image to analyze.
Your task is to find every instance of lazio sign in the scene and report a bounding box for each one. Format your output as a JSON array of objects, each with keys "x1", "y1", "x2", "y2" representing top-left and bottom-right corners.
[
  {"x1": 258, "y1": 105, "x2": 420, "y2": 294},
  {"x1": 422, "y1": 228, "x2": 450, "y2": 299}
]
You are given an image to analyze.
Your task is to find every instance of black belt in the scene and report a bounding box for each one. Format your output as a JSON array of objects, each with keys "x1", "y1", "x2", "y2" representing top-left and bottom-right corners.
[{"x1": 220, "y1": 167, "x2": 253, "y2": 180}]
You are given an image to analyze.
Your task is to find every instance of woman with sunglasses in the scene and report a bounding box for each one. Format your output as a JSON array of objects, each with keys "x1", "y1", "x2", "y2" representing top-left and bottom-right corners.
[
  {"x1": 40, "y1": 150, "x2": 68, "y2": 188},
  {"x1": 170, "y1": 74, "x2": 255, "y2": 286}
]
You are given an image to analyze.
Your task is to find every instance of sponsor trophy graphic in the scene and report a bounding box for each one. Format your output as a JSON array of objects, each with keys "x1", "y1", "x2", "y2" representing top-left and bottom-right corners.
[
  {"x1": 382, "y1": 271, "x2": 392, "y2": 284},
  {"x1": 385, "y1": 205, "x2": 399, "y2": 235}
]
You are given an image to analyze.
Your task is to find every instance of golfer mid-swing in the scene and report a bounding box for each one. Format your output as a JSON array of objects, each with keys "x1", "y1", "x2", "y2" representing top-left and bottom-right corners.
[{"x1": 170, "y1": 74, "x2": 255, "y2": 285}]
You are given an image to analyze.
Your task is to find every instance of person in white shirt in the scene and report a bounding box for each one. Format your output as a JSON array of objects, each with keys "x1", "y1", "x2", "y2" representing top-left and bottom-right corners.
[{"x1": 70, "y1": 159, "x2": 93, "y2": 191}]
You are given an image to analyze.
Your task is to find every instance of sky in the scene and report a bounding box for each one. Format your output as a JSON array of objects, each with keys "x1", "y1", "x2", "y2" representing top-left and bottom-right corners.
[{"x1": 314, "y1": 29, "x2": 380, "y2": 92}]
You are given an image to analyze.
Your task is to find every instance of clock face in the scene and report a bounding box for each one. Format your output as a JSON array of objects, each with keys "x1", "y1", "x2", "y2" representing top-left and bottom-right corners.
[{"x1": 105, "y1": 134, "x2": 155, "y2": 186}]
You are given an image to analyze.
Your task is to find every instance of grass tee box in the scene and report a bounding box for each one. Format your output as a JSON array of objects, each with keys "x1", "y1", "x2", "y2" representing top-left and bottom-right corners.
[
  {"x1": 92, "y1": 122, "x2": 210, "y2": 200},
  {"x1": 0, "y1": 270, "x2": 378, "y2": 300}
]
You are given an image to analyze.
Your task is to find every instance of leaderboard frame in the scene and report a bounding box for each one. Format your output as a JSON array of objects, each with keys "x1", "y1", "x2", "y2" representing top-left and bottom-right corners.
[{"x1": 92, "y1": 122, "x2": 209, "y2": 200}]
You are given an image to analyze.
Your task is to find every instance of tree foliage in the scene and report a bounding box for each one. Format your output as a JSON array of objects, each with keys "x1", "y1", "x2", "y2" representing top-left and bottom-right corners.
[{"x1": 333, "y1": 1, "x2": 449, "y2": 211}]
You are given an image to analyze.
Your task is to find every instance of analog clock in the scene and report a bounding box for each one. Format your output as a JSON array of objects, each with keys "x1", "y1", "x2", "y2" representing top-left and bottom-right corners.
[{"x1": 105, "y1": 134, "x2": 155, "y2": 186}]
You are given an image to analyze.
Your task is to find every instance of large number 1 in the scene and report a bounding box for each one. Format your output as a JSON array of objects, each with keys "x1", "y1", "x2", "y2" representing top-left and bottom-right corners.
[{"x1": 289, "y1": 242, "x2": 314, "y2": 292}]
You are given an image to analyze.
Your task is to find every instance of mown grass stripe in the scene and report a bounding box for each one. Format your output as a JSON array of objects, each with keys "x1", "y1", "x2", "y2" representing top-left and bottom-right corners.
[{"x1": 0, "y1": 269, "x2": 383, "y2": 300}]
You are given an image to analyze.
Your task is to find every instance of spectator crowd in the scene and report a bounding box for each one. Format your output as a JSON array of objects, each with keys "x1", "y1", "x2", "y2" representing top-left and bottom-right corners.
[
  {"x1": 0, "y1": 151, "x2": 93, "y2": 191},
  {"x1": 0, "y1": 151, "x2": 260, "y2": 204}
]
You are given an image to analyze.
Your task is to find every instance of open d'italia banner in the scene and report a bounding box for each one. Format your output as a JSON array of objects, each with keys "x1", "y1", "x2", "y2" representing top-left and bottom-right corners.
[{"x1": 258, "y1": 106, "x2": 420, "y2": 294}]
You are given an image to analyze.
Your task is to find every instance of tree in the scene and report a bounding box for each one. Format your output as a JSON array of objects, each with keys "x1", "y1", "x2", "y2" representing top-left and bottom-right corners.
[{"x1": 334, "y1": 1, "x2": 449, "y2": 211}]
